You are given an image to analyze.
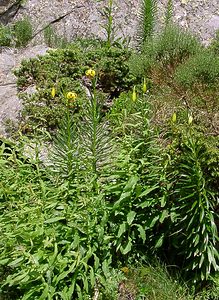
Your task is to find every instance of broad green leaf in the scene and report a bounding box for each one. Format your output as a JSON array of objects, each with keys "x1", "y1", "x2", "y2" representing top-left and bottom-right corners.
[
  {"x1": 0, "y1": 258, "x2": 10, "y2": 265},
  {"x1": 137, "y1": 225, "x2": 146, "y2": 243},
  {"x1": 113, "y1": 176, "x2": 138, "y2": 209},
  {"x1": 127, "y1": 211, "x2": 136, "y2": 226},
  {"x1": 102, "y1": 260, "x2": 109, "y2": 277},
  {"x1": 39, "y1": 284, "x2": 49, "y2": 300},
  {"x1": 117, "y1": 222, "x2": 126, "y2": 238},
  {"x1": 149, "y1": 215, "x2": 159, "y2": 228},
  {"x1": 122, "y1": 239, "x2": 132, "y2": 255},
  {"x1": 90, "y1": 267, "x2": 95, "y2": 287},
  {"x1": 159, "y1": 210, "x2": 168, "y2": 223}
]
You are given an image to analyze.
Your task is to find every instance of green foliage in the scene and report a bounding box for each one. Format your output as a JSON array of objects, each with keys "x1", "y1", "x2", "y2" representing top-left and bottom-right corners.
[
  {"x1": 164, "y1": 0, "x2": 173, "y2": 29},
  {"x1": 129, "y1": 263, "x2": 194, "y2": 300},
  {"x1": 0, "y1": 24, "x2": 13, "y2": 47},
  {"x1": 137, "y1": 0, "x2": 157, "y2": 48},
  {"x1": 129, "y1": 25, "x2": 201, "y2": 78},
  {"x1": 1, "y1": 3, "x2": 219, "y2": 298},
  {"x1": 101, "y1": 0, "x2": 115, "y2": 48},
  {"x1": 174, "y1": 50, "x2": 219, "y2": 88},
  {"x1": 145, "y1": 25, "x2": 201, "y2": 65},
  {"x1": 14, "y1": 43, "x2": 135, "y2": 132},
  {"x1": 43, "y1": 25, "x2": 57, "y2": 47},
  {"x1": 43, "y1": 25, "x2": 69, "y2": 48},
  {"x1": 163, "y1": 127, "x2": 219, "y2": 283},
  {"x1": 210, "y1": 29, "x2": 219, "y2": 55},
  {"x1": 13, "y1": 17, "x2": 33, "y2": 48}
]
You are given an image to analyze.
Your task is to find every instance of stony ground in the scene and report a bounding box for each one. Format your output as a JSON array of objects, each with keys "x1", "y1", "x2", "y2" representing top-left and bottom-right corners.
[
  {"x1": 0, "y1": 0, "x2": 219, "y2": 136},
  {"x1": 0, "y1": 46, "x2": 49, "y2": 136}
]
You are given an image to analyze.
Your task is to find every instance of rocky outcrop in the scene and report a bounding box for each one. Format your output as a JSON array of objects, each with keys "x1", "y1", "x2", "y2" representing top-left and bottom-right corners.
[
  {"x1": 0, "y1": 0, "x2": 22, "y2": 25},
  {"x1": 0, "y1": 45, "x2": 49, "y2": 136},
  {"x1": 13, "y1": 0, "x2": 219, "y2": 45}
]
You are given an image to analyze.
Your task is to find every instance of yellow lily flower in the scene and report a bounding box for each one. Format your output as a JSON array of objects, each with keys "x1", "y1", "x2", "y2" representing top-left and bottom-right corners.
[{"x1": 85, "y1": 69, "x2": 96, "y2": 79}]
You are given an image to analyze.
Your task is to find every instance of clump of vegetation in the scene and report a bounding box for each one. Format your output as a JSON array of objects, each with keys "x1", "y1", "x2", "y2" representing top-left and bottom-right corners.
[
  {"x1": 14, "y1": 42, "x2": 136, "y2": 132},
  {"x1": 0, "y1": 0, "x2": 219, "y2": 299},
  {"x1": 44, "y1": 25, "x2": 69, "y2": 48},
  {"x1": 0, "y1": 17, "x2": 33, "y2": 48},
  {"x1": 13, "y1": 17, "x2": 33, "y2": 47},
  {"x1": 210, "y1": 29, "x2": 219, "y2": 55},
  {"x1": 174, "y1": 50, "x2": 219, "y2": 88},
  {"x1": 0, "y1": 24, "x2": 13, "y2": 47}
]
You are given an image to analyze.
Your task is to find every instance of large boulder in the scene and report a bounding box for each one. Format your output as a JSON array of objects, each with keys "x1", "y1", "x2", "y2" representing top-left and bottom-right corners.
[{"x1": 0, "y1": 0, "x2": 22, "y2": 24}]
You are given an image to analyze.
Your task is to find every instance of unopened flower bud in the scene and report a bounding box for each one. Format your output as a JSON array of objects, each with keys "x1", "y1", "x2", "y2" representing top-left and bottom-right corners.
[{"x1": 132, "y1": 86, "x2": 137, "y2": 102}]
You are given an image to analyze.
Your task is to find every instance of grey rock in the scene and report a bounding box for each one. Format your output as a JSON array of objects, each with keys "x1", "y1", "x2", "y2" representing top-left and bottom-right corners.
[
  {"x1": 0, "y1": 0, "x2": 22, "y2": 25},
  {"x1": 0, "y1": 45, "x2": 49, "y2": 136}
]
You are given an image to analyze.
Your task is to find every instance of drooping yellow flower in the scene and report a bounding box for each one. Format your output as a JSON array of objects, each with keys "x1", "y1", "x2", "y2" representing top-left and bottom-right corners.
[
  {"x1": 66, "y1": 92, "x2": 77, "y2": 108},
  {"x1": 51, "y1": 87, "x2": 56, "y2": 98},
  {"x1": 132, "y1": 86, "x2": 137, "y2": 102},
  {"x1": 142, "y1": 78, "x2": 147, "y2": 93},
  {"x1": 66, "y1": 92, "x2": 77, "y2": 100},
  {"x1": 85, "y1": 68, "x2": 96, "y2": 79},
  {"x1": 188, "y1": 114, "x2": 193, "y2": 125},
  {"x1": 172, "y1": 112, "x2": 177, "y2": 123}
]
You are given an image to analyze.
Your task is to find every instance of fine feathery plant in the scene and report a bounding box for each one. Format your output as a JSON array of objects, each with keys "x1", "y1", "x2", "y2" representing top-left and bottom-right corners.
[
  {"x1": 164, "y1": 0, "x2": 173, "y2": 29},
  {"x1": 51, "y1": 71, "x2": 115, "y2": 192},
  {"x1": 99, "y1": 0, "x2": 115, "y2": 48},
  {"x1": 174, "y1": 49, "x2": 219, "y2": 88},
  {"x1": 136, "y1": 0, "x2": 157, "y2": 49},
  {"x1": 0, "y1": 24, "x2": 13, "y2": 47},
  {"x1": 13, "y1": 17, "x2": 33, "y2": 48},
  {"x1": 164, "y1": 125, "x2": 219, "y2": 284}
]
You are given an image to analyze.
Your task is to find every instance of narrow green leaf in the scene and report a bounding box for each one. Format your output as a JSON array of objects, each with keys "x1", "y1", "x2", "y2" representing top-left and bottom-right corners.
[
  {"x1": 44, "y1": 216, "x2": 65, "y2": 224},
  {"x1": 155, "y1": 234, "x2": 164, "y2": 249},
  {"x1": 8, "y1": 257, "x2": 24, "y2": 267}
]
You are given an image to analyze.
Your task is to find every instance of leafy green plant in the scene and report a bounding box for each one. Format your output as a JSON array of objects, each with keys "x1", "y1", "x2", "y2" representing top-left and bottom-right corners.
[
  {"x1": 129, "y1": 25, "x2": 201, "y2": 78},
  {"x1": 44, "y1": 25, "x2": 69, "y2": 48},
  {"x1": 100, "y1": 0, "x2": 115, "y2": 48},
  {"x1": 146, "y1": 25, "x2": 201, "y2": 65},
  {"x1": 43, "y1": 25, "x2": 56, "y2": 47},
  {"x1": 210, "y1": 29, "x2": 219, "y2": 55},
  {"x1": 164, "y1": 126, "x2": 219, "y2": 283},
  {"x1": 136, "y1": 0, "x2": 157, "y2": 48},
  {"x1": 164, "y1": 0, "x2": 173, "y2": 29},
  {"x1": 174, "y1": 50, "x2": 219, "y2": 88},
  {"x1": 0, "y1": 70, "x2": 124, "y2": 299},
  {"x1": 13, "y1": 17, "x2": 33, "y2": 48},
  {"x1": 0, "y1": 24, "x2": 13, "y2": 47},
  {"x1": 14, "y1": 43, "x2": 135, "y2": 132}
]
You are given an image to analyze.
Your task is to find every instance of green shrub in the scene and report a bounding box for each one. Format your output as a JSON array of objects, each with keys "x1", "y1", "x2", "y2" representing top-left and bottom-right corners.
[
  {"x1": 148, "y1": 25, "x2": 201, "y2": 64},
  {"x1": 163, "y1": 127, "x2": 219, "y2": 283},
  {"x1": 129, "y1": 25, "x2": 201, "y2": 78},
  {"x1": 210, "y1": 29, "x2": 219, "y2": 55},
  {"x1": 13, "y1": 17, "x2": 33, "y2": 47},
  {"x1": 129, "y1": 263, "x2": 194, "y2": 300},
  {"x1": 136, "y1": 0, "x2": 157, "y2": 48},
  {"x1": 44, "y1": 25, "x2": 69, "y2": 48},
  {"x1": 15, "y1": 43, "x2": 136, "y2": 132},
  {"x1": 43, "y1": 25, "x2": 56, "y2": 47},
  {"x1": 174, "y1": 50, "x2": 219, "y2": 88},
  {"x1": 0, "y1": 24, "x2": 13, "y2": 47}
]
